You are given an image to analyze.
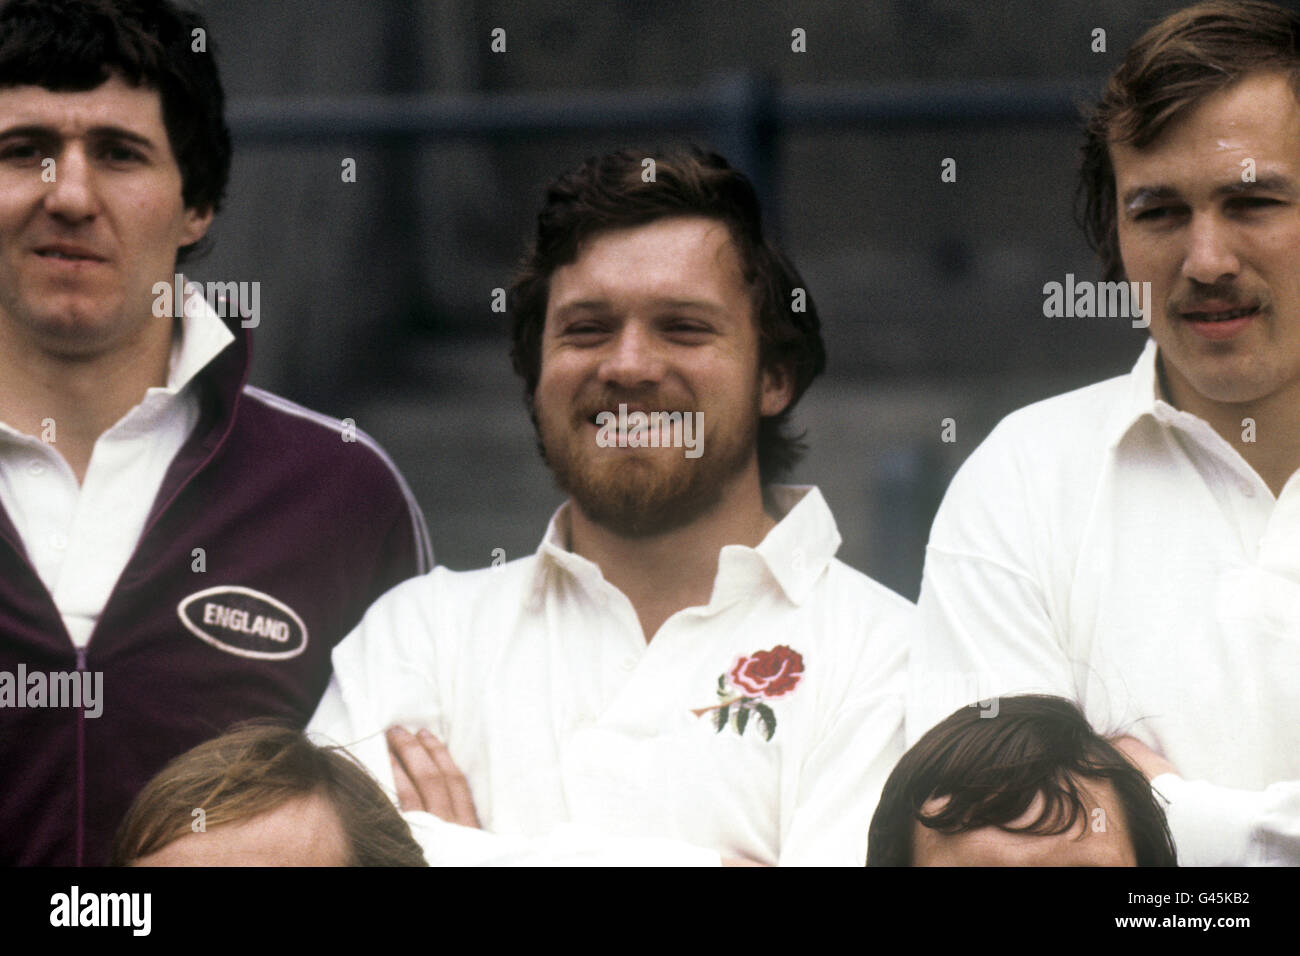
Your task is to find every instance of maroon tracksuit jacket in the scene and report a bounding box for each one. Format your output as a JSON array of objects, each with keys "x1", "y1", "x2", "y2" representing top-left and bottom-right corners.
[{"x1": 0, "y1": 314, "x2": 432, "y2": 865}]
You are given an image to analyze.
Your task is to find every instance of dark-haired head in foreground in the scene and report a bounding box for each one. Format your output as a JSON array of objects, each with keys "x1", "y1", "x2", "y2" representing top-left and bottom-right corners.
[
  {"x1": 867, "y1": 695, "x2": 1177, "y2": 866},
  {"x1": 112, "y1": 724, "x2": 427, "y2": 866}
]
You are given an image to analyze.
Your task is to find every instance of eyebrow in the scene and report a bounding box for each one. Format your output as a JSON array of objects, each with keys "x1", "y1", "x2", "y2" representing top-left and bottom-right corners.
[
  {"x1": 1122, "y1": 174, "x2": 1299, "y2": 209},
  {"x1": 656, "y1": 298, "x2": 725, "y2": 313},
  {"x1": 1216, "y1": 174, "x2": 1298, "y2": 197},
  {"x1": 551, "y1": 297, "x2": 726, "y2": 317},
  {"x1": 0, "y1": 123, "x2": 157, "y2": 149}
]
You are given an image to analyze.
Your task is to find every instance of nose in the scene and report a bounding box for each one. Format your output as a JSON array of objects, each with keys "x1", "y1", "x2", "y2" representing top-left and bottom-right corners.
[
  {"x1": 1180, "y1": 213, "x2": 1240, "y2": 285},
  {"x1": 598, "y1": 321, "x2": 667, "y2": 390},
  {"x1": 41, "y1": 146, "x2": 100, "y2": 223}
]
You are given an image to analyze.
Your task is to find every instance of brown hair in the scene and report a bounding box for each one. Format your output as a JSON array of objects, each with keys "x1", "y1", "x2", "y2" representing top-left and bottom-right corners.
[
  {"x1": 509, "y1": 145, "x2": 826, "y2": 484},
  {"x1": 866, "y1": 695, "x2": 1177, "y2": 866},
  {"x1": 1078, "y1": 0, "x2": 1300, "y2": 281},
  {"x1": 111, "y1": 723, "x2": 427, "y2": 866}
]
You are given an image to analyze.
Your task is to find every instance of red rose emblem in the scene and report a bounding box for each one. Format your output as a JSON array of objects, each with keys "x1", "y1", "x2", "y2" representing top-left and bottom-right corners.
[
  {"x1": 729, "y1": 645, "x2": 804, "y2": 700},
  {"x1": 693, "y1": 645, "x2": 806, "y2": 740}
]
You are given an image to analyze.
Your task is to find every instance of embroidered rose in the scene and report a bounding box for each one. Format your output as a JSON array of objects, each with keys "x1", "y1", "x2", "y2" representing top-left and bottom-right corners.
[
  {"x1": 691, "y1": 645, "x2": 805, "y2": 741},
  {"x1": 729, "y1": 646, "x2": 804, "y2": 699}
]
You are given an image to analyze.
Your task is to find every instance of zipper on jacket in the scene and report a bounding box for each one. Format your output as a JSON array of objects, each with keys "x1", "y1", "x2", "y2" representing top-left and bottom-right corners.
[{"x1": 75, "y1": 644, "x2": 87, "y2": 866}]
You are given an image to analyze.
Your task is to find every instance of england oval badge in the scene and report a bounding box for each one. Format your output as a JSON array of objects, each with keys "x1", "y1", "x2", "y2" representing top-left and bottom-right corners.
[{"x1": 177, "y1": 586, "x2": 309, "y2": 660}]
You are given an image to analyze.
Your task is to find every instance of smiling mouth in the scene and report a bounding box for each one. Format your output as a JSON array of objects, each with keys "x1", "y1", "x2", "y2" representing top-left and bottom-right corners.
[{"x1": 587, "y1": 408, "x2": 658, "y2": 425}]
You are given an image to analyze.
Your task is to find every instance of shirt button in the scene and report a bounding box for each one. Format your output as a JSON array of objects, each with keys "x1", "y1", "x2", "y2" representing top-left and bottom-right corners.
[
  {"x1": 621, "y1": 657, "x2": 636, "y2": 671},
  {"x1": 1240, "y1": 482, "x2": 1255, "y2": 498},
  {"x1": 51, "y1": 533, "x2": 68, "y2": 551},
  {"x1": 26, "y1": 459, "x2": 44, "y2": 476}
]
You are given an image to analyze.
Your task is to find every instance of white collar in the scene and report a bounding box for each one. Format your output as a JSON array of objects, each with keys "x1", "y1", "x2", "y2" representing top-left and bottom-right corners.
[
  {"x1": 1108, "y1": 337, "x2": 1197, "y2": 447},
  {"x1": 163, "y1": 278, "x2": 238, "y2": 394},
  {"x1": 526, "y1": 484, "x2": 842, "y2": 610}
]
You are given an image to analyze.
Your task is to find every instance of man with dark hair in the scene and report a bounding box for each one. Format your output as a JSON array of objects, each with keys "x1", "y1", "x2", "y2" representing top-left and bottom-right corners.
[
  {"x1": 869, "y1": 696, "x2": 1177, "y2": 866},
  {"x1": 310, "y1": 146, "x2": 911, "y2": 865},
  {"x1": 112, "y1": 723, "x2": 427, "y2": 866},
  {"x1": 0, "y1": 0, "x2": 431, "y2": 865},
  {"x1": 909, "y1": 0, "x2": 1300, "y2": 865},
  {"x1": 508, "y1": 147, "x2": 825, "y2": 487}
]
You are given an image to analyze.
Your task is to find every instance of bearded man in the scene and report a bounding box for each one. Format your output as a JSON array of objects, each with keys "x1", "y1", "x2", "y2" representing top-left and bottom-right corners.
[{"x1": 308, "y1": 147, "x2": 911, "y2": 866}]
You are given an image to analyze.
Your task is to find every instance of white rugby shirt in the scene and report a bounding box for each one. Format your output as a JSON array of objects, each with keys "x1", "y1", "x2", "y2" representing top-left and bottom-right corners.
[
  {"x1": 908, "y1": 338, "x2": 1300, "y2": 866},
  {"x1": 310, "y1": 486, "x2": 912, "y2": 865},
  {"x1": 0, "y1": 286, "x2": 234, "y2": 647}
]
